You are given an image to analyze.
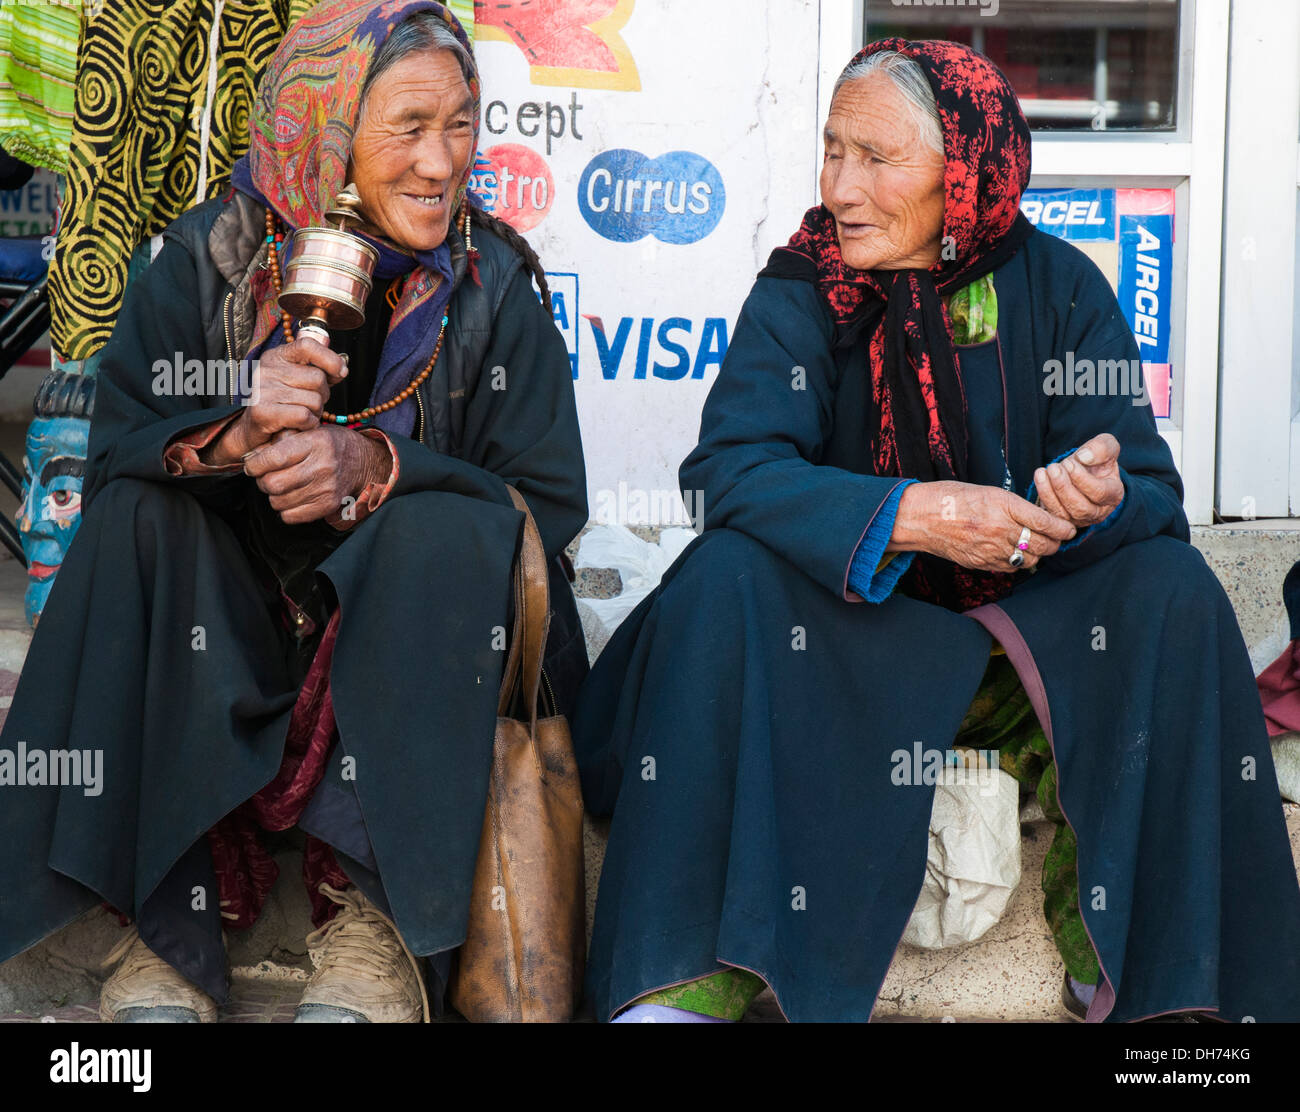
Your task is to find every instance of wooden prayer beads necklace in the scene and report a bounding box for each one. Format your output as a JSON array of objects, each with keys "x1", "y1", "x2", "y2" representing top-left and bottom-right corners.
[{"x1": 263, "y1": 209, "x2": 447, "y2": 428}]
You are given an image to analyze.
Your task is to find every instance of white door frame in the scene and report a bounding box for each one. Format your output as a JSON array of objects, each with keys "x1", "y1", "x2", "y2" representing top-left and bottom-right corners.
[{"x1": 1218, "y1": 0, "x2": 1300, "y2": 521}]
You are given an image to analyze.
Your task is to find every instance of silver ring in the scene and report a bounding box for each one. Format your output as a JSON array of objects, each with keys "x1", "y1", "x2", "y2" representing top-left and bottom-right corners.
[{"x1": 1009, "y1": 549, "x2": 1025, "y2": 568}]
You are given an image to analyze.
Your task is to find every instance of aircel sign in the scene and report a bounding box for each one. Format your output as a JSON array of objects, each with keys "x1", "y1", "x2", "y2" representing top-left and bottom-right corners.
[
  {"x1": 1020, "y1": 189, "x2": 1115, "y2": 241},
  {"x1": 1022, "y1": 187, "x2": 1175, "y2": 418},
  {"x1": 578, "y1": 149, "x2": 725, "y2": 244}
]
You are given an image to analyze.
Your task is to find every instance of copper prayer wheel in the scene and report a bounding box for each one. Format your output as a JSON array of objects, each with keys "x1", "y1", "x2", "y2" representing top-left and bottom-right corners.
[{"x1": 278, "y1": 185, "x2": 378, "y2": 340}]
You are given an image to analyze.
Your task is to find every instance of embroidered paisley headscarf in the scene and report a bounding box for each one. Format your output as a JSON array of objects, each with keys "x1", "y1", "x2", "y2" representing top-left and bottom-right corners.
[
  {"x1": 763, "y1": 39, "x2": 1034, "y2": 612},
  {"x1": 230, "y1": 0, "x2": 480, "y2": 438}
]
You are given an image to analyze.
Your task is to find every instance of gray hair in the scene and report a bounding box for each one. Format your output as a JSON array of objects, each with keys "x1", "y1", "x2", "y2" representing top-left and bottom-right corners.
[
  {"x1": 834, "y1": 50, "x2": 944, "y2": 157},
  {"x1": 360, "y1": 12, "x2": 475, "y2": 116}
]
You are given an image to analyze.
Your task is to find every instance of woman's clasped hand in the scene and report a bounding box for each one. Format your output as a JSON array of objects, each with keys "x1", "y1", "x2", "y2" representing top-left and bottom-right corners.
[
  {"x1": 888, "y1": 482, "x2": 1076, "y2": 573},
  {"x1": 1033, "y1": 432, "x2": 1125, "y2": 528},
  {"x1": 887, "y1": 433, "x2": 1126, "y2": 573},
  {"x1": 201, "y1": 337, "x2": 392, "y2": 525}
]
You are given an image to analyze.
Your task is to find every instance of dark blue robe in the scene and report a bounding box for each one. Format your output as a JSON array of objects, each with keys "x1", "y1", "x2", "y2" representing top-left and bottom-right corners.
[{"x1": 573, "y1": 228, "x2": 1300, "y2": 1022}]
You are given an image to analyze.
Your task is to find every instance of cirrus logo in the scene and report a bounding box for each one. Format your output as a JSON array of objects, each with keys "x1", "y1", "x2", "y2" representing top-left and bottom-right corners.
[{"x1": 578, "y1": 149, "x2": 725, "y2": 245}]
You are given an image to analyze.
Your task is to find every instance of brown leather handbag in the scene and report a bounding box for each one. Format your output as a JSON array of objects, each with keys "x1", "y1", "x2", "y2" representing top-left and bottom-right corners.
[{"x1": 449, "y1": 487, "x2": 586, "y2": 1022}]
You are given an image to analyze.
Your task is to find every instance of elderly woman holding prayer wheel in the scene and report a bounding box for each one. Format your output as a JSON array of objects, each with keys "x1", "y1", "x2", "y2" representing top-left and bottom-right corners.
[
  {"x1": 573, "y1": 39, "x2": 1300, "y2": 1024},
  {"x1": 0, "y1": 0, "x2": 587, "y2": 1023}
]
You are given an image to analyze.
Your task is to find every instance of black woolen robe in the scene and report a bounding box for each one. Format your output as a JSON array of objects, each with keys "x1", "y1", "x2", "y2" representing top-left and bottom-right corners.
[
  {"x1": 0, "y1": 201, "x2": 588, "y2": 1002},
  {"x1": 574, "y1": 228, "x2": 1300, "y2": 1022}
]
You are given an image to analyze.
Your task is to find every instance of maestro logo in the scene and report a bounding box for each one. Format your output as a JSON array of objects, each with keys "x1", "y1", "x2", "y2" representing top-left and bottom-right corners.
[
  {"x1": 481, "y1": 143, "x2": 555, "y2": 233},
  {"x1": 467, "y1": 151, "x2": 500, "y2": 213},
  {"x1": 578, "y1": 149, "x2": 725, "y2": 245}
]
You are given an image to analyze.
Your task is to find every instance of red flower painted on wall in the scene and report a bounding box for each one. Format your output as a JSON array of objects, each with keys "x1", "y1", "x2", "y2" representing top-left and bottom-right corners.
[{"x1": 475, "y1": 0, "x2": 640, "y2": 90}]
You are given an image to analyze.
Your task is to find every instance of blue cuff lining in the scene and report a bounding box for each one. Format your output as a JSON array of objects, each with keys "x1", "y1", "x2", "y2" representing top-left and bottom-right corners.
[{"x1": 847, "y1": 480, "x2": 918, "y2": 603}]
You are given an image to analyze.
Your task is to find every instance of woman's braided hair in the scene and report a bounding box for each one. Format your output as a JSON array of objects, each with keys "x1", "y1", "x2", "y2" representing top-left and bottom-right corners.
[{"x1": 468, "y1": 205, "x2": 552, "y2": 315}]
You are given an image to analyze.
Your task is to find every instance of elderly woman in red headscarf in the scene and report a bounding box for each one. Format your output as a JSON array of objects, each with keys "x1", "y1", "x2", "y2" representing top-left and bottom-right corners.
[
  {"x1": 573, "y1": 41, "x2": 1300, "y2": 1023},
  {"x1": 0, "y1": 1, "x2": 587, "y2": 1023}
]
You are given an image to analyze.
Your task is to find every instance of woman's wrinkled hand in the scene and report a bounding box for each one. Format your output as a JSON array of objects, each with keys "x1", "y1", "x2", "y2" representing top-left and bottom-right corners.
[
  {"x1": 242, "y1": 425, "x2": 390, "y2": 526},
  {"x1": 1032, "y1": 433, "x2": 1124, "y2": 529},
  {"x1": 202, "y1": 339, "x2": 347, "y2": 466},
  {"x1": 886, "y1": 480, "x2": 1078, "y2": 573}
]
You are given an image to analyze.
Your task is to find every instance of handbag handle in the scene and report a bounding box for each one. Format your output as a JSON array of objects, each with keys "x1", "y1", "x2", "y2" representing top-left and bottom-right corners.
[{"x1": 497, "y1": 486, "x2": 551, "y2": 737}]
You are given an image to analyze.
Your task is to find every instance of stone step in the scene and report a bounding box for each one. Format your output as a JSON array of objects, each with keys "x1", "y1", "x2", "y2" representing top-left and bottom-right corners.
[
  {"x1": 6, "y1": 804, "x2": 1297, "y2": 1021},
  {"x1": 4, "y1": 524, "x2": 1300, "y2": 1020}
]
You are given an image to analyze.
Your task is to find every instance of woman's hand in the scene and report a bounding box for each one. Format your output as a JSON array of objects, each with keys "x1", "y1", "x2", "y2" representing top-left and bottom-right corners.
[
  {"x1": 886, "y1": 480, "x2": 1078, "y2": 573},
  {"x1": 1032, "y1": 433, "x2": 1125, "y2": 529},
  {"x1": 242, "y1": 425, "x2": 391, "y2": 526},
  {"x1": 201, "y1": 339, "x2": 347, "y2": 466}
]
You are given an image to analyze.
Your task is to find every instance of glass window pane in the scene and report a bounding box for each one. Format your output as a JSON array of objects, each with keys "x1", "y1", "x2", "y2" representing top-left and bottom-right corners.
[{"x1": 862, "y1": 0, "x2": 1181, "y2": 132}]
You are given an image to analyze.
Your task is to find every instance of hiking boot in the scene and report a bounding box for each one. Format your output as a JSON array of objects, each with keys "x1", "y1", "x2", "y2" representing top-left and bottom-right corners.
[
  {"x1": 99, "y1": 928, "x2": 217, "y2": 1023},
  {"x1": 294, "y1": 883, "x2": 428, "y2": 1023}
]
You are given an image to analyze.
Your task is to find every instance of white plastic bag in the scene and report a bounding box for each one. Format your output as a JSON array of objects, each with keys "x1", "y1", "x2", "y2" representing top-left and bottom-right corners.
[
  {"x1": 575, "y1": 524, "x2": 696, "y2": 637},
  {"x1": 1273, "y1": 732, "x2": 1300, "y2": 804},
  {"x1": 901, "y1": 754, "x2": 1023, "y2": 950}
]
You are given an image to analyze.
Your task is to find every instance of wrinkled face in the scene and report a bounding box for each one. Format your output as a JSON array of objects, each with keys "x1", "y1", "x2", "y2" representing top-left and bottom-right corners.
[
  {"x1": 18, "y1": 415, "x2": 87, "y2": 626},
  {"x1": 820, "y1": 73, "x2": 947, "y2": 271},
  {"x1": 347, "y1": 49, "x2": 476, "y2": 252}
]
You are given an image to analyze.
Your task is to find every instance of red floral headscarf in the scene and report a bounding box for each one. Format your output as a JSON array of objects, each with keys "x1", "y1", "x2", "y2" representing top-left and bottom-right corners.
[{"x1": 763, "y1": 38, "x2": 1034, "y2": 611}]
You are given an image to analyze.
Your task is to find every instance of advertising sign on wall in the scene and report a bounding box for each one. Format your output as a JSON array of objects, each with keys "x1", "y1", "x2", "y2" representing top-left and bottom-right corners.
[
  {"x1": 477, "y1": 8, "x2": 1179, "y2": 520},
  {"x1": 0, "y1": 169, "x2": 56, "y2": 390},
  {"x1": 1022, "y1": 187, "x2": 1176, "y2": 419},
  {"x1": 474, "y1": 0, "x2": 820, "y2": 524}
]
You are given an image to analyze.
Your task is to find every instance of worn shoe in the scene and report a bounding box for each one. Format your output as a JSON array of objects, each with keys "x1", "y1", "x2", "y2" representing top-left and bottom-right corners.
[
  {"x1": 99, "y1": 928, "x2": 218, "y2": 1023},
  {"x1": 1063, "y1": 972, "x2": 1217, "y2": 1023},
  {"x1": 1061, "y1": 972, "x2": 1089, "y2": 1021},
  {"x1": 294, "y1": 883, "x2": 429, "y2": 1023}
]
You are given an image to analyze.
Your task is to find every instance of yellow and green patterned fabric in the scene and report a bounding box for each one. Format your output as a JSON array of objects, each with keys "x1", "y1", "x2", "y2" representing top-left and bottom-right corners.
[
  {"x1": 50, "y1": 0, "x2": 316, "y2": 360},
  {"x1": 0, "y1": 0, "x2": 82, "y2": 172},
  {"x1": 949, "y1": 273, "x2": 998, "y2": 345}
]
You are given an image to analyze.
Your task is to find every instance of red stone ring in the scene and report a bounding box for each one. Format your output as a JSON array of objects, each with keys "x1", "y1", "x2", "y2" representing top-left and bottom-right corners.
[{"x1": 1009, "y1": 527, "x2": 1032, "y2": 568}]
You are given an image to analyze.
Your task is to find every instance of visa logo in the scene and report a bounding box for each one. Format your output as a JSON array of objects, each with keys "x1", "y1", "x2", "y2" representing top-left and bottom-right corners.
[
  {"x1": 583, "y1": 315, "x2": 728, "y2": 380},
  {"x1": 543, "y1": 272, "x2": 579, "y2": 379}
]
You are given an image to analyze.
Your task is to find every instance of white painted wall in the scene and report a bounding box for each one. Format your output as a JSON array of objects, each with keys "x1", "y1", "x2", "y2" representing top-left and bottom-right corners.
[{"x1": 475, "y1": 0, "x2": 822, "y2": 522}]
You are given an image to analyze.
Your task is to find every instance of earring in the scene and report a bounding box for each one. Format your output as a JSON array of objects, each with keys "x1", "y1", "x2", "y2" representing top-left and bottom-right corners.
[{"x1": 462, "y1": 206, "x2": 473, "y2": 253}]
